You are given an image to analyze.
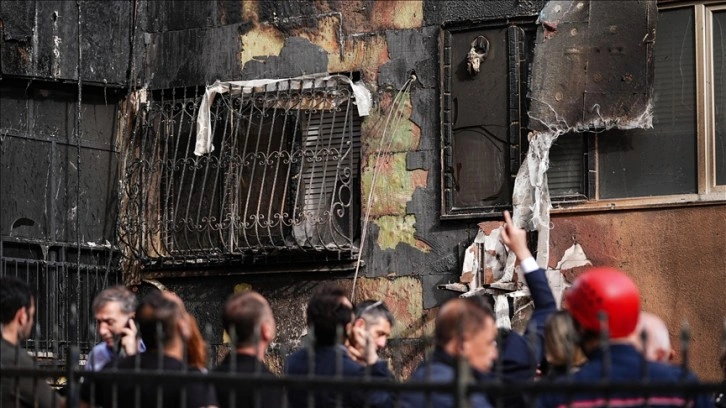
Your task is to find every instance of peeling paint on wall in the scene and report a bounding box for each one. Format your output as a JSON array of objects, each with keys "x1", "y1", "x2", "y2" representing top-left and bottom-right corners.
[
  {"x1": 361, "y1": 92, "x2": 420, "y2": 155},
  {"x1": 373, "y1": 214, "x2": 431, "y2": 253},
  {"x1": 240, "y1": 25, "x2": 285, "y2": 65},
  {"x1": 362, "y1": 154, "x2": 427, "y2": 217}
]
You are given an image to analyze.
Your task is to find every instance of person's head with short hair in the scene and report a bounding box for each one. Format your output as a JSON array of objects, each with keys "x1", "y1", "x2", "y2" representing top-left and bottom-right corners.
[
  {"x1": 92, "y1": 285, "x2": 137, "y2": 348},
  {"x1": 435, "y1": 297, "x2": 498, "y2": 373},
  {"x1": 222, "y1": 291, "x2": 276, "y2": 360},
  {"x1": 136, "y1": 290, "x2": 187, "y2": 351},
  {"x1": 544, "y1": 311, "x2": 587, "y2": 372},
  {"x1": 352, "y1": 300, "x2": 394, "y2": 353},
  {"x1": 0, "y1": 276, "x2": 35, "y2": 344},
  {"x1": 306, "y1": 285, "x2": 353, "y2": 347},
  {"x1": 634, "y1": 311, "x2": 674, "y2": 363}
]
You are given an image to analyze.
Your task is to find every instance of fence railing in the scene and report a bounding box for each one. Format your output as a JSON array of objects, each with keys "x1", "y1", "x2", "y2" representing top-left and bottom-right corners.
[{"x1": 2, "y1": 319, "x2": 724, "y2": 408}]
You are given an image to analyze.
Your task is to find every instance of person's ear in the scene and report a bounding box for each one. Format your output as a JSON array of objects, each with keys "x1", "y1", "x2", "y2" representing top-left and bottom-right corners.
[
  {"x1": 260, "y1": 321, "x2": 274, "y2": 343},
  {"x1": 668, "y1": 348, "x2": 676, "y2": 362},
  {"x1": 354, "y1": 318, "x2": 366, "y2": 329},
  {"x1": 16, "y1": 307, "x2": 28, "y2": 326}
]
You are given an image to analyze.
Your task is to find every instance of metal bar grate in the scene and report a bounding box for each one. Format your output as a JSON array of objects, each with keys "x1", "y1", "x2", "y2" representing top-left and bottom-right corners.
[{"x1": 119, "y1": 78, "x2": 361, "y2": 268}]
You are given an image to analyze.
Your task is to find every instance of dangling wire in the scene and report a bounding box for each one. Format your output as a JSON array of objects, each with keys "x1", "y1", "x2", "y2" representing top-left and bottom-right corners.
[{"x1": 351, "y1": 74, "x2": 416, "y2": 302}]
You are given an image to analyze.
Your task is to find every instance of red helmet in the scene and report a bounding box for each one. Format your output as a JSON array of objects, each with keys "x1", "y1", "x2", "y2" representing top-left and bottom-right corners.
[{"x1": 565, "y1": 266, "x2": 640, "y2": 339}]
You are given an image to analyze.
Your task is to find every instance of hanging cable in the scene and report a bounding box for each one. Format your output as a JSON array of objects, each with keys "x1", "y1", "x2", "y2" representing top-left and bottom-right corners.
[{"x1": 351, "y1": 74, "x2": 416, "y2": 302}]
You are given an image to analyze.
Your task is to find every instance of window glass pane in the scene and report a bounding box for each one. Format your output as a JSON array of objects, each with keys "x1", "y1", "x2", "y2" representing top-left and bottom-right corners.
[
  {"x1": 598, "y1": 8, "x2": 697, "y2": 199},
  {"x1": 714, "y1": 10, "x2": 726, "y2": 186},
  {"x1": 452, "y1": 128, "x2": 510, "y2": 208},
  {"x1": 548, "y1": 135, "x2": 585, "y2": 198}
]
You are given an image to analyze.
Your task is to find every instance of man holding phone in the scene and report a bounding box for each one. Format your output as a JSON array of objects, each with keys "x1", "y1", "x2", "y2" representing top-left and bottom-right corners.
[{"x1": 86, "y1": 285, "x2": 145, "y2": 371}]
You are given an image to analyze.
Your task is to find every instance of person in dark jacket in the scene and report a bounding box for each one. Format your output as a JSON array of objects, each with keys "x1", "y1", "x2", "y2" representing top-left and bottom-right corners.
[
  {"x1": 402, "y1": 210, "x2": 544, "y2": 408},
  {"x1": 214, "y1": 290, "x2": 284, "y2": 408},
  {"x1": 284, "y1": 285, "x2": 393, "y2": 408},
  {"x1": 539, "y1": 267, "x2": 712, "y2": 408},
  {"x1": 1, "y1": 276, "x2": 64, "y2": 408},
  {"x1": 400, "y1": 296, "x2": 499, "y2": 408},
  {"x1": 488, "y1": 211, "x2": 558, "y2": 407}
]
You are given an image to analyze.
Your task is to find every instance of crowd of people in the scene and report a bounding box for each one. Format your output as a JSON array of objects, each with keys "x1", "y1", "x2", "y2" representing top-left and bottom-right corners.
[{"x1": 1, "y1": 211, "x2": 724, "y2": 408}]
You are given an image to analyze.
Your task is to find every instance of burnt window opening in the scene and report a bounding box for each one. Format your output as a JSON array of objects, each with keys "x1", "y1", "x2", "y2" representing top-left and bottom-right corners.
[
  {"x1": 442, "y1": 3, "x2": 725, "y2": 217},
  {"x1": 441, "y1": 20, "x2": 538, "y2": 218},
  {"x1": 119, "y1": 78, "x2": 362, "y2": 270}
]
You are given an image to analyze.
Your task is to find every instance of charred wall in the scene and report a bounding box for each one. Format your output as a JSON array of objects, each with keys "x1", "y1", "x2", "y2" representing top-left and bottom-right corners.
[{"x1": 1, "y1": 0, "x2": 724, "y2": 380}]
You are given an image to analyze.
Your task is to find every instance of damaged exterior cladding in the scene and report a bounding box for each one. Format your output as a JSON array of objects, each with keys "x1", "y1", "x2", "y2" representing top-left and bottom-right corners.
[{"x1": 0, "y1": 0, "x2": 724, "y2": 381}]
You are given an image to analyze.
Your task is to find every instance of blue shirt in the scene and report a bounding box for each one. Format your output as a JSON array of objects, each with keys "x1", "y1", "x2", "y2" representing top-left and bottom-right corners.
[{"x1": 85, "y1": 340, "x2": 146, "y2": 371}]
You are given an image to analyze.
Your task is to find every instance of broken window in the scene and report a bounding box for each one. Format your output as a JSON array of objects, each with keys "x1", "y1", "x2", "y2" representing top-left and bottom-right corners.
[
  {"x1": 440, "y1": 19, "x2": 595, "y2": 217},
  {"x1": 546, "y1": 3, "x2": 726, "y2": 204},
  {"x1": 119, "y1": 77, "x2": 362, "y2": 269}
]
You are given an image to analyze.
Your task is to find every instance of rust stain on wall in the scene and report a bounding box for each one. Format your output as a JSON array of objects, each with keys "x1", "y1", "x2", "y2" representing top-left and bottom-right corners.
[
  {"x1": 550, "y1": 205, "x2": 726, "y2": 381},
  {"x1": 319, "y1": 0, "x2": 423, "y2": 33},
  {"x1": 291, "y1": 15, "x2": 343, "y2": 60},
  {"x1": 330, "y1": 35, "x2": 390, "y2": 83},
  {"x1": 352, "y1": 276, "x2": 423, "y2": 338},
  {"x1": 370, "y1": 1, "x2": 423, "y2": 30}
]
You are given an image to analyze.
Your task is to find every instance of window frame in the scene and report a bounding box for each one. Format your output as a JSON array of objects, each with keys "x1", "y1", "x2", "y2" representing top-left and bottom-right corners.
[
  {"x1": 549, "y1": 1, "x2": 726, "y2": 214},
  {"x1": 439, "y1": 18, "x2": 536, "y2": 220},
  {"x1": 118, "y1": 79, "x2": 363, "y2": 271}
]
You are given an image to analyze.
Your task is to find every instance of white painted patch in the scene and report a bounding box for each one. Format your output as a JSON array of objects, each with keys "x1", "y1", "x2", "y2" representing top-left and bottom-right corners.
[
  {"x1": 52, "y1": 35, "x2": 62, "y2": 78},
  {"x1": 555, "y1": 243, "x2": 592, "y2": 270}
]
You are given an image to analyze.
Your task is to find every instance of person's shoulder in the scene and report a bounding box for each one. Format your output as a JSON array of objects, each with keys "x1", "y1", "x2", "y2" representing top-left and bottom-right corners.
[
  {"x1": 285, "y1": 348, "x2": 308, "y2": 362},
  {"x1": 0, "y1": 341, "x2": 33, "y2": 366},
  {"x1": 408, "y1": 360, "x2": 455, "y2": 382},
  {"x1": 284, "y1": 348, "x2": 309, "y2": 373},
  {"x1": 214, "y1": 354, "x2": 272, "y2": 375},
  {"x1": 89, "y1": 342, "x2": 107, "y2": 353},
  {"x1": 647, "y1": 361, "x2": 700, "y2": 382}
]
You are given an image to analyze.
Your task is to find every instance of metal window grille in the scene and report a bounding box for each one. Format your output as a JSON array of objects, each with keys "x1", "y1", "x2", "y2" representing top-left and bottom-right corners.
[
  {"x1": 0, "y1": 241, "x2": 121, "y2": 362},
  {"x1": 119, "y1": 78, "x2": 361, "y2": 269}
]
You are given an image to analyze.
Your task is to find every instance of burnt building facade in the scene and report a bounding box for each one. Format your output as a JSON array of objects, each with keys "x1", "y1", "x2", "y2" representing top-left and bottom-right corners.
[{"x1": 1, "y1": 0, "x2": 724, "y2": 379}]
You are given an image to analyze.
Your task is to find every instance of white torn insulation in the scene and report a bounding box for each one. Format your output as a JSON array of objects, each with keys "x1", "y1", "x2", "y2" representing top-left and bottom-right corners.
[
  {"x1": 194, "y1": 74, "x2": 372, "y2": 156},
  {"x1": 555, "y1": 243, "x2": 591, "y2": 270},
  {"x1": 452, "y1": 227, "x2": 508, "y2": 293},
  {"x1": 442, "y1": 228, "x2": 591, "y2": 329},
  {"x1": 494, "y1": 295, "x2": 511, "y2": 330}
]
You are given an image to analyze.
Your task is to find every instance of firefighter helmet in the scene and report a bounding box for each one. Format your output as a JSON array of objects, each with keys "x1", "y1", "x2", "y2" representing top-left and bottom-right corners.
[{"x1": 565, "y1": 266, "x2": 640, "y2": 339}]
